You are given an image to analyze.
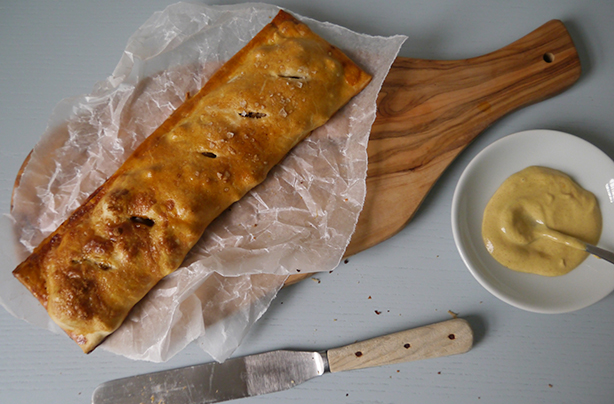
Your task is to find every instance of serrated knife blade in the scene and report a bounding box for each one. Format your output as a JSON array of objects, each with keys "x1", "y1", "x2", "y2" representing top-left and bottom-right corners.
[{"x1": 92, "y1": 318, "x2": 472, "y2": 404}]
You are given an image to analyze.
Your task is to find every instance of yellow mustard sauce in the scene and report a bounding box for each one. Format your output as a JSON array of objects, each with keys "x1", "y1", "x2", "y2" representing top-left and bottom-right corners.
[{"x1": 482, "y1": 166, "x2": 602, "y2": 276}]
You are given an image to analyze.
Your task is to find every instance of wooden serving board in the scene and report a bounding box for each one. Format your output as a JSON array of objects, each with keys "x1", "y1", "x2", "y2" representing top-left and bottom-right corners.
[
  {"x1": 9, "y1": 19, "x2": 581, "y2": 340},
  {"x1": 13, "y1": 20, "x2": 580, "y2": 287},
  {"x1": 285, "y1": 19, "x2": 581, "y2": 285}
]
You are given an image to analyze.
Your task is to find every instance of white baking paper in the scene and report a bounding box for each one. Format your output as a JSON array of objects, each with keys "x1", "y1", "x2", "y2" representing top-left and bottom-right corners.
[{"x1": 0, "y1": 2, "x2": 405, "y2": 362}]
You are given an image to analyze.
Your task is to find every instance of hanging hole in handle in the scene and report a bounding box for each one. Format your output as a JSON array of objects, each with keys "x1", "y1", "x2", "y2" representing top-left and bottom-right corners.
[{"x1": 543, "y1": 52, "x2": 555, "y2": 63}]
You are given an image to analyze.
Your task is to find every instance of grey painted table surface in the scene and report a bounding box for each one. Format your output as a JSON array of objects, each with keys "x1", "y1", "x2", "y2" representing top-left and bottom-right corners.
[{"x1": 2, "y1": 1, "x2": 614, "y2": 403}]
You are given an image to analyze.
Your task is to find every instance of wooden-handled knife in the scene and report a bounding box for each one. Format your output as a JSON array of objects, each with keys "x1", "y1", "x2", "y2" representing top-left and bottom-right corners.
[{"x1": 92, "y1": 318, "x2": 472, "y2": 403}]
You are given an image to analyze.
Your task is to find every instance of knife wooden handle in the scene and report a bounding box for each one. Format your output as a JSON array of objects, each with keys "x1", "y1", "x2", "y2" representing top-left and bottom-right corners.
[{"x1": 326, "y1": 318, "x2": 473, "y2": 373}]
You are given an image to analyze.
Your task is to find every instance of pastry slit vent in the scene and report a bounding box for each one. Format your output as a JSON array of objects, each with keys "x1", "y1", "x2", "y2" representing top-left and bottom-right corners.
[
  {"x1": 279, "y1": 74, "x2": 305, "y2": 80},
  {"x1": 239, "y1": 111, "x2": 267, "y2": 119},
  {"x1": 130, "y1": 216, "x2": 155, "y2": 227},
  {"x1": 71, "y1": 258, "x2": 113, "y2": 271},
  {"x1": 201, "y1": 151, "x2": 217, "y2": 158}
]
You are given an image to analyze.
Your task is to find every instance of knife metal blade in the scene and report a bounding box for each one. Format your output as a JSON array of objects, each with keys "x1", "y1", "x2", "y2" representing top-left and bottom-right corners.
[
  {"x1": 93, "y1": 350, "x2": 326, "y2": 404},
  {"x1": 92, "y1": 318, "x2": 472, "y2": 404}
]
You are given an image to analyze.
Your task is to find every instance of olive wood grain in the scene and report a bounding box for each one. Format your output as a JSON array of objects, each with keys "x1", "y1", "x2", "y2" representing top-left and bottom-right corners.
[
  {"x1": 327, "y1": 318, "x2": 473, "y2": 373},
  {"x1": 284, "y1": 19, "x2": 581, "y2": 286}
]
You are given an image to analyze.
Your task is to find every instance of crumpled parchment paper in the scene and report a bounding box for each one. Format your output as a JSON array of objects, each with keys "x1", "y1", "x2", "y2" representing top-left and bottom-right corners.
[{"x1": 0, "y1": 2, "x2": 405, "y2": 362}]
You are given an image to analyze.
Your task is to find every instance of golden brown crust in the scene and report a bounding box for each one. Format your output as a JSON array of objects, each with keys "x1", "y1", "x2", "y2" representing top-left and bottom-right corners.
[{"x1": 13, "y1": 10, "x2": 372, "y2": 353}]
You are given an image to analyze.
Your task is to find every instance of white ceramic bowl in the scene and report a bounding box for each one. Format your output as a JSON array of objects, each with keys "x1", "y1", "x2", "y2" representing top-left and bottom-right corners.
[{"x1": 452, "y1": 130, "x2": 614, "y2": 313}]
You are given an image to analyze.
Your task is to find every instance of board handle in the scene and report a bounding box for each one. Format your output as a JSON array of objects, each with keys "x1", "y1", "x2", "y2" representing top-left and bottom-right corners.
[
  {"x1": 326, "y1": 318, "x2": 473, "y2": 373},
  {"x1": 369, "y1": 19, "x2": 582, "y2": 179}
]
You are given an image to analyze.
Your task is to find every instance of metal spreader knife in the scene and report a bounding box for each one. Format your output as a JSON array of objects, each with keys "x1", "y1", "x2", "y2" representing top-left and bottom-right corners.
[{"x1": 92, "y1": 318, "x2": 472, "y2": 403}]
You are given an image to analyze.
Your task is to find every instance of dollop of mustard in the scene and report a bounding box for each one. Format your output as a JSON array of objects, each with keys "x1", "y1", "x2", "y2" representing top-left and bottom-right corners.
[{"x1": 482, "y1": 166, "x2": 602, "y2": 276}]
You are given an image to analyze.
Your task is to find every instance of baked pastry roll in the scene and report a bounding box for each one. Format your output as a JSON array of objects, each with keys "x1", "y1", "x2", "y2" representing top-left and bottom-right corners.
[{"x1": 12, "y1": 10, "x2": 371, "y2": 353}]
